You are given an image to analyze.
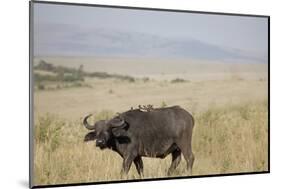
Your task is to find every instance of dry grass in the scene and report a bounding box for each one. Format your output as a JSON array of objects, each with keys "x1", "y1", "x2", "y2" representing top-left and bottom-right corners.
[
  {"x1": 33, "y1": 100, "x2": 268, "y2": 185},
  {"x1": 32, "y1": 57, "x2": 268, "y2": 185},
  {"x1": 34, "y1": 77, "x2": 268, "y2": 121}
]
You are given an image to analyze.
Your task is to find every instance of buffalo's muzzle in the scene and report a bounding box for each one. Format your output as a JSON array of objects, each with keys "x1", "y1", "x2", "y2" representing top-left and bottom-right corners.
[{"x1": 96, "y1": 139, "x2": 106, "y2": 147}]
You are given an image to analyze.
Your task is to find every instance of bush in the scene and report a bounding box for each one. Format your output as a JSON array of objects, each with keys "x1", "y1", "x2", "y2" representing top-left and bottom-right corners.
[
  {"x1": 34, "y1": 60, "x2": 136, "y2": 83},
  {"x1": 142, "y1": 77, "x2": 150, "y2": 82},
  {"x1": 108, "y1": 89, "x2": 114, "y2": 94},
  {"x1": 37, "y1": 83, "x2": 45, "y2": 90},
  {"x1": 34, "y1": 60, "x2": 55, "y2": 72},
  {"x1": 171, "y1": 78, "x2": 188, "y2": 83},
  {"x1": 34, "y1": 72, "x2": 84, "y2": 84},
  {"x1": 86, "y1": 72, "x2": 135, "y2": 82},
  {"x1": 126, "y1": 77, "x2": 135, "y2": 83}
]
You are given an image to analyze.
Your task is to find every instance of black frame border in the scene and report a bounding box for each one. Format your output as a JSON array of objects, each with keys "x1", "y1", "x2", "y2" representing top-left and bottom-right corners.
[{"x1": 29, "y1": 0, "x2": 270, "y2": 188}]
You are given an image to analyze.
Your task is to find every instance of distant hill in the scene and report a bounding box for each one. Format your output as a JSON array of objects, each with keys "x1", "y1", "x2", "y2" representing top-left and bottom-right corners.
[{"x1": 34, "y1": 25, "x2": 267, "y2": 64}]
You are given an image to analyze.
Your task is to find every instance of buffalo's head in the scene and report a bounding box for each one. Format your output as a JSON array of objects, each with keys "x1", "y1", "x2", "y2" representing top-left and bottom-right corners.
[{"x1": 83, "y1": 114, "x2": 129, "y2": 149}]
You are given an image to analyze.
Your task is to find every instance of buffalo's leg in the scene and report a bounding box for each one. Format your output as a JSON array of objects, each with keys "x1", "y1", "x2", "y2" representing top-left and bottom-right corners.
[
  {"x1": 121, "y1": 155, "x2": 135, "y2": 176},
  {"x1": 134, "y1": 156, "x2": 144, "y2": 177},
  {"x1": 167, "y1": 149, "x2": 181, "y2": 176},
  {"x1": 181, "y1": 147, "x2": 194, "y2": 175},
  {"x1": 177, "y1": 138, "x2": 195, "y2": 175},
  {"x1": 187, "y1": 151, "x2": 195, "y2": 175}
]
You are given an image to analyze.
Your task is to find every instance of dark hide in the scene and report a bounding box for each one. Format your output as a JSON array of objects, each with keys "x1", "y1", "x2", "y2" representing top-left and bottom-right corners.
[{"x1": 83, "y1": 106, "x2": 195, "y2": 176}]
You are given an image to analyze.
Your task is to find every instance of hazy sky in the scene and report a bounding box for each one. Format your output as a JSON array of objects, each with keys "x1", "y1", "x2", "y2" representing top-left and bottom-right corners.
[{"x1": 33, "y1": 3, "x2": 268, "y2": 63}]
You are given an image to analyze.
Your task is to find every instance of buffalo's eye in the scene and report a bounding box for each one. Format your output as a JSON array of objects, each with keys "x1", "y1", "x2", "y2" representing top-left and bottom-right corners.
[
  {"x1": 96, "y1": 131, "x2": 101, "y2": 136},
  {"x1": 97, "y1": 131, "x2": 110, "y2": 142},
  {"x1": 104, "y1": 132, "x2": 110, "y2": 140}
]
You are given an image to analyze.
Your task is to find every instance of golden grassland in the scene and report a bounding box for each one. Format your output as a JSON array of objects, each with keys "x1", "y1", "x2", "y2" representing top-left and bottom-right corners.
[
  {"x1": 34, "y1": 78, "x2": 268, "y2": 121},
  {"x1": 32, "y1": 58, "x2": 268, "y2": 185},
  {"x1": 33, "y1": 100, "x2": 268, "y2": 185}
]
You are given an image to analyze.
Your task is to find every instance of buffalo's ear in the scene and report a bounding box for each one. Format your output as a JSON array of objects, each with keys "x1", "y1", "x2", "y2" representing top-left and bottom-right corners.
[
  {"x1": 109, "y1": 117, "x2": 129, "y2": 137},
  {"x1": 84, "y1": 131, "x2": 96, "y2": 142},
  {"x1": 112, "y1": 127, "x2": 128, "y2": 137}
]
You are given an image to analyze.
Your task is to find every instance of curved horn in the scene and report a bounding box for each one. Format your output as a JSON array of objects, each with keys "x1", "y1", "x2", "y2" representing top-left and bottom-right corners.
[{"x1": 83, "y1": 114, "x2": 95, "y2": 130}]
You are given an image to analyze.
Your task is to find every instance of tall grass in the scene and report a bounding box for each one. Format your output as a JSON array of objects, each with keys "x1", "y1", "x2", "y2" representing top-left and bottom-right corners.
[
  {"x1": 33, "y1": 100, "x2": 268, "y2": 185},
  {"x1": 193, "y1": 101, "x2": 268, "y2": 174}
]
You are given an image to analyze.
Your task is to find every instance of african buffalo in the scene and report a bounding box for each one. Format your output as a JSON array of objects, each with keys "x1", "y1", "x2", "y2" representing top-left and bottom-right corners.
[{"x1": 83, "y1": 105, "x2": 195, "y2": 176}]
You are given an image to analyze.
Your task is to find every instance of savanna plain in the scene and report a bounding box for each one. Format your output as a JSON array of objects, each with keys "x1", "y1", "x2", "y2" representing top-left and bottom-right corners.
[{"x1": 32, "y1": 57, "x2": 268, "y2": 185}]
